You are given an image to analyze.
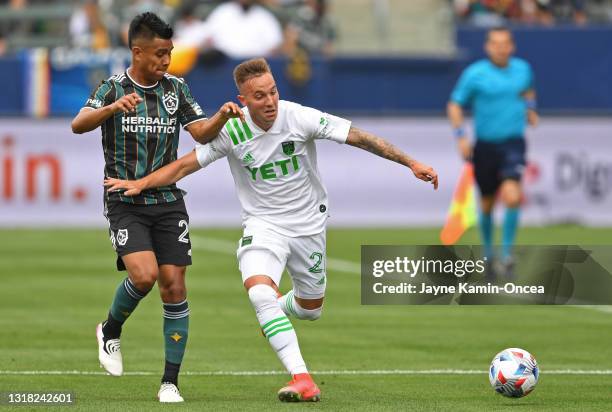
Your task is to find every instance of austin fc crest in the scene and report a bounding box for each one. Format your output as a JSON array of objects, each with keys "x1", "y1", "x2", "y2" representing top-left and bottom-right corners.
[
  {"x1": 162, "y1": 91, "x2": 178, "y2": 115},
  {"x1": 282, "y1": 141, "x2": 295, "y2": 156}
]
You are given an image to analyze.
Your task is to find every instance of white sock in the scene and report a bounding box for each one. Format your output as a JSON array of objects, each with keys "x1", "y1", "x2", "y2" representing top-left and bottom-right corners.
[
  {"x1": 248, "y1": 284, "x2": 308, "y2": 375},
  {"x1": 278, "y1": 290, "x2": 323, "y2": 320}
]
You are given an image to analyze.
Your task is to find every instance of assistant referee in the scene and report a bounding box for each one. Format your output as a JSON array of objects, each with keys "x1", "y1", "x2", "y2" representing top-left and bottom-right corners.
[{"x1": 447, "y1": 27, "x2": 538, "y2": 278}]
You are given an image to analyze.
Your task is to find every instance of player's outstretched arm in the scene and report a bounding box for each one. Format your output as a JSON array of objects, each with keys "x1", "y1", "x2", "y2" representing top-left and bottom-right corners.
[
  {"x1": 447, "y1": 101, "x2": 472, "y2": 161},
  {"x1": 71, "y1": 93, "x2": 143, "y2": 134},
  {"x1": 346, "y1": 126, "x2": 438, "y2": 190},
  {"x1": 186, "y1": 102, "x2": 245, "y2": 144},
  {"x1": 104, "y1": 151, "x2": 201, "y2": 196}
]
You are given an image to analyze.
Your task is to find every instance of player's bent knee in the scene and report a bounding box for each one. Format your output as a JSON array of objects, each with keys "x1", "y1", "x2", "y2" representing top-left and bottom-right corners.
[
  {"x1": 294, "y1": 301, "x2": 323, "y2": 321},
  {"x1": 243, "y1": 274, "x2": 277, "y2": 291},
  {"x1": 501, "y1": 181, "x2": 521, "y2": 206},
  {"x1": 159, "y1": 284, "x2": 186, "y2": 303},
  {"x1": 502, "y1": 192, "x2": 521, "y2": 208},
  {"x1": 125, "y1": 260, "x2": 158, "y2": 288},
  {"x1": 130, "y1": 271, "x2": 158, "y2": 292},
  {"x1": 247, "y1": 284, "x2": 279, "y2": 313},
  {"x1": 301, "y1": 307, "x2": 323, "y2": 321}
]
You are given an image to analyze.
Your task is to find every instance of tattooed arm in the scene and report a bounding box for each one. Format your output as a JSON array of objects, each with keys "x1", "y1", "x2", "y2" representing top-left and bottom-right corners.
[{"x1": 345, "y1": 126, "x2": 439, "y2": 189}]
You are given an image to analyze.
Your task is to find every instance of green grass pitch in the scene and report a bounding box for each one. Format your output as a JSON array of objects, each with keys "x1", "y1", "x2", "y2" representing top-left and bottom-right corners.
[{"x1": 1, "y1": 226, "x2": 612, "y2": 411}]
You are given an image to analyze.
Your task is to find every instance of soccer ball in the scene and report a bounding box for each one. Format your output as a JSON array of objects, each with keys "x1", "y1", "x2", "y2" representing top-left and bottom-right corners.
[{"x1": 489, "y1": 348, "x2": 539, "y2": 398}]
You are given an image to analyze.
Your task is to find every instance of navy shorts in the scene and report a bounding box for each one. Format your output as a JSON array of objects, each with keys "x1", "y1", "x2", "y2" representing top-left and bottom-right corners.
[
  {"x1": 472, "y1": 138, "x2": 526, "y2": 196},
  {"x1": 104, "y1": 199, "x2": 192, "y2": 271}
]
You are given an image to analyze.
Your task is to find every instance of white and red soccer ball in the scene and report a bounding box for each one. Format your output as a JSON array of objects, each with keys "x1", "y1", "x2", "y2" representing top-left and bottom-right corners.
[{"x1": 489, "y1": 348, "x2": 539, "y2": 398}]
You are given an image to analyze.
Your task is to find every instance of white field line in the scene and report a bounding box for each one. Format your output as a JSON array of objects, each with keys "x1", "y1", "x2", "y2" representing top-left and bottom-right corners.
[
  {"x1": 1, "y1": 369, "x2": 612, "y2": 377},
  {"x1": 191, "y1": 235, "x2": 361, "y2": 274},
  {"x1": 577, "y1": 305, "x2": 612, "y2": 314}
]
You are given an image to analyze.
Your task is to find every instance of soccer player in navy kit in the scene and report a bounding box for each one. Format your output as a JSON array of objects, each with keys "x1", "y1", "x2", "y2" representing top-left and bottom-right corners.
[
  {"x1": 447, "y1": 27, "x2": 539, "y2": 277},
  {"x1": 71, "y1": 12, "x2": 243, "y2": 402}
]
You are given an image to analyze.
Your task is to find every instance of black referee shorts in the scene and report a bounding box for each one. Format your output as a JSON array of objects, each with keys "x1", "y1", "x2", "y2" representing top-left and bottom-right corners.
[
  {"x1": 472, "y1": 137, "x2": 526, "y2": 196},
  {"x1": 104, "y1": 199, "x2": 192, "y2": 271}
]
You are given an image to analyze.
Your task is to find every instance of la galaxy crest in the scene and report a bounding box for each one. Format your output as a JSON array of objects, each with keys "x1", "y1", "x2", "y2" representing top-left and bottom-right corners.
[
  {"x1": 162, "y1": 91, "x2": 178, "y2": 115},
  {"x1": 116, "y1": 229, "x2": 128, "y2": 246}
]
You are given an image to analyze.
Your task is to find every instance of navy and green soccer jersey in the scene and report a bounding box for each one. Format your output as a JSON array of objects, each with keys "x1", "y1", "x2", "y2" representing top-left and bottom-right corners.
[
  {"x1": 450, "y1": 57, "x2": 534, "y2": 142},
  {"x1": 83, "y1": 71, "x2": 207, "y2": 205}
]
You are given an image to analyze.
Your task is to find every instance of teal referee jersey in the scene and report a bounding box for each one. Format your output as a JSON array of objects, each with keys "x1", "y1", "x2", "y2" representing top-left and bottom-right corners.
[{"x1": 451, "y1": 57, "x2": 534, "y2": 142}]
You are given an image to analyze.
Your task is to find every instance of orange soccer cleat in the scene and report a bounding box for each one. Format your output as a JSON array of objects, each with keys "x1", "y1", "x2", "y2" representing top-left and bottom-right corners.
[{"x1": 277, "y1": 373, "x2": 321, "y2": 402}]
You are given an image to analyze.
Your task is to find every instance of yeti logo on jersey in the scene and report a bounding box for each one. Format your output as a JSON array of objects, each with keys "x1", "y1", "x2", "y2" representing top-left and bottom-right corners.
[
  {"x1": 282, "y1": 141, "x2": 295, "y2": 156},
  {"x1": 117, "y1": 229, "x2": 129, "y2": 246},
  {"x1": 246, "y1": 156, "x2": 300, "y2": 181},
  {"x1": 162, "y1": 91, "x2": 178, "y2": 115},
  {"x1": 241, "y1": 236, "x2": 253, "y2": 247}
]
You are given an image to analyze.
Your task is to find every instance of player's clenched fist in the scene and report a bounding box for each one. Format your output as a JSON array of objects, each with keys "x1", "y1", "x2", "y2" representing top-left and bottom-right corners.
[
  {"x1": 220, "y1": 101, "x2": 245, "y2": 123},
  {"x1": 410, "y1": 161, "x2": 439, "y2": 190},
  {"x1": 112, "y1": 92, "x2": 143, "y2": 113}
]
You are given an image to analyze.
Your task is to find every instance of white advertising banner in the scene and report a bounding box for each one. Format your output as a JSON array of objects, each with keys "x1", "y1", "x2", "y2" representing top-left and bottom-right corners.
[{"x1": 0, "y1": 117, "x2": 610, "y2": 227}]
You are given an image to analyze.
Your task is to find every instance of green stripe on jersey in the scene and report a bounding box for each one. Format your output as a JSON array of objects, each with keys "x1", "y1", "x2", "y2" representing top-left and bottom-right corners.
[
  {"x1": 226, "y1": 123, "x2": 239, "y2": 145},
  {"x1": 151, "y1": 91, "x2": 165, "y2": 170},
  {"x1": 135, "y1": 92, "x2": 148, "y2": 180},
  {"x1": 243, "y1": 122, "x2": 253, "y2": 139},
  {"x1": 231, "y1": 119, "x2": 246, "y2": 143},
  {"x1": 113, "y1": 86, "x2": 127, "y2": 180}
]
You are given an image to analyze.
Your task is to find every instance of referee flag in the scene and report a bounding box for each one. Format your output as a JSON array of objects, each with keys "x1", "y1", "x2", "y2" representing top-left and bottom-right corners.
[{"x1": 440, "y1": 164, "x2": 477, "y2": 245}]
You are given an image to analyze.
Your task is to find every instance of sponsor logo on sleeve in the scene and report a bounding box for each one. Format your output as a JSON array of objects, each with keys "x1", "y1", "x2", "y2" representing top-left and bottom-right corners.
[{"x1": 87, "y1": 98, "x2": 103, "y2": 108}]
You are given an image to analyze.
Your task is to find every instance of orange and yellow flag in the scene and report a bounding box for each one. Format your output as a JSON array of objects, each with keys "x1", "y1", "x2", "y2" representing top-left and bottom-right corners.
[{"x1": 440, "y1": 164, "x2": 477, "y2": 245}]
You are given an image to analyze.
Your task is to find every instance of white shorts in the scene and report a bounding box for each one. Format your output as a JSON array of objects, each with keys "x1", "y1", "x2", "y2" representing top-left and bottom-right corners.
[{"x1": 237, "y1": 223, "x2": 327, "y2": 299}]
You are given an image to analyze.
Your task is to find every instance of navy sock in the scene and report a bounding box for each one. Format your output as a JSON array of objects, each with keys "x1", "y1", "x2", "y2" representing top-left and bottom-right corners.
[
  {"x1": 162, "y1": 360, "x2": 181, "y2": 386},
  {"x1": 103, "y1": 277, "x2": 149, "y2": 339}
]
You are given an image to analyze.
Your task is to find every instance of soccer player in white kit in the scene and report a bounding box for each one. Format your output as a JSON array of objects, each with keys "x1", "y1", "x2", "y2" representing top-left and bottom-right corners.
[{"x1": 105, "y1": 58, "x2": 439, "y2": 402}]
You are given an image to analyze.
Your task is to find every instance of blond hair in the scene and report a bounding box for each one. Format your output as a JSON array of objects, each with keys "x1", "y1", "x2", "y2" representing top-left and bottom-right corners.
[{"x1": 233, "y1": 58, "x2": 272, "y2": 90}]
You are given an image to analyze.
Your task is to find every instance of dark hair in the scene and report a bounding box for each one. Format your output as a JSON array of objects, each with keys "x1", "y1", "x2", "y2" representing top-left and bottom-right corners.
[
  {"x1": 487, "y1": 26, "x2": 513, "y2": 40},
  {"x1": 128, "y1": 12, "x2": 173, "y2": 49},
  {"x1": 233, "y1": 58, "x2": 272, "y2": 89}
]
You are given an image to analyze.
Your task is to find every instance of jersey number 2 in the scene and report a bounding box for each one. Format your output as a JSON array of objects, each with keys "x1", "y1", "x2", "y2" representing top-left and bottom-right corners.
[
  {"x1": 308, "y1": 252, "x2": 324, "y2": 274},
  {"x1": 178, "y1": 220, "x2": 190, "y2": 244}
]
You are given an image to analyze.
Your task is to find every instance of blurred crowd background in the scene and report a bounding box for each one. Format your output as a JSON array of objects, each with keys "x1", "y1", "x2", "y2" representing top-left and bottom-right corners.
[
  {"x1": 2, "y1": 0, "x2": 611, "y2": 58},
  {"x1": 1, "y1": 0, "x2": 611, "y2": 117},
  {"x1": 453, "y1": 0, "x2": 612, "y2": 25}
]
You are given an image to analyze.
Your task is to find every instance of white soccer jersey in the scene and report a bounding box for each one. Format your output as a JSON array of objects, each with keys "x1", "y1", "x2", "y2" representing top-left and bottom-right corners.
[{"x1": 195, "y1": 100, "x2": 351, "y2": 236}]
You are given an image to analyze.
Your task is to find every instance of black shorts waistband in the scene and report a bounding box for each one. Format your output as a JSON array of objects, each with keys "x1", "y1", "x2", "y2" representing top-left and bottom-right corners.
[{"x1": 475, "y1": 136, "x2": 524, "y2": 145}]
